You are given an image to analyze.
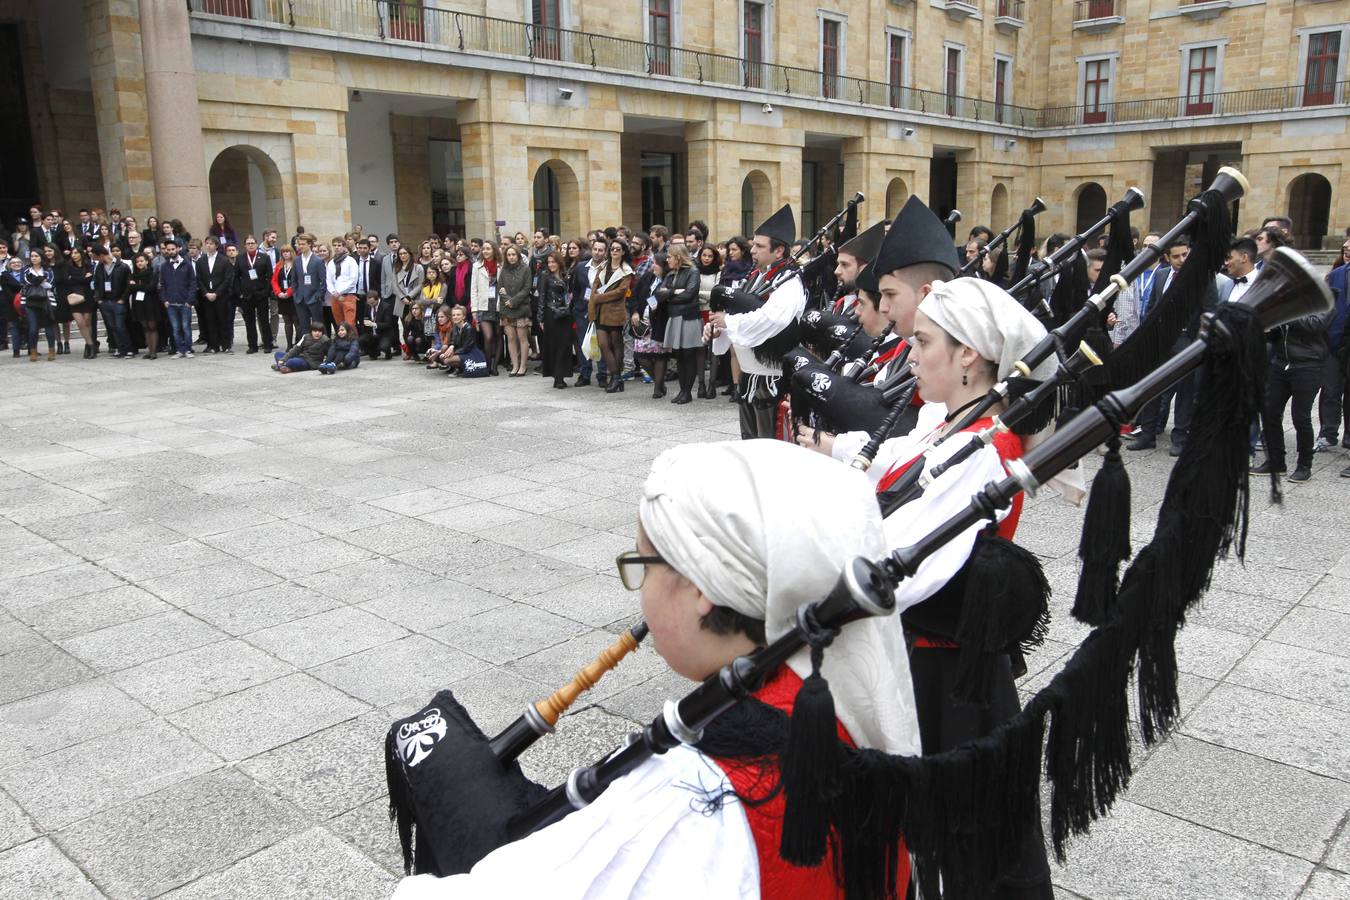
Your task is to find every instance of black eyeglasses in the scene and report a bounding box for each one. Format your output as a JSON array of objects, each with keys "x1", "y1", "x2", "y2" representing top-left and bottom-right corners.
[{"x1": 615, "y1": 550, "x2": 666, "y2": 590}]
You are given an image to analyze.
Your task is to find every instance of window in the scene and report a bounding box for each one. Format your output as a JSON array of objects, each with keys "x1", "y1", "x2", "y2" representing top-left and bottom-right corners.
[
  {"x1": 888, "y1": 32, "x2": 907, "y2": 108},
  {"x1": 648, "y1": 0, "x2": 671, "y2": 75},
  {"x1": 641, "y1": 153, "x2": 678, "y2": 232},
  {"x1": 744, "y1": 1, "x2": 765, "y2": 88},
  {"x1": 994, "y1": 57, "x2": 1011, "y2": 124},
  {"x1": 430, "y1": 140, "x2": 466, "y2": 238},
  {"x1": 945, "y1": 46, "x2": 963, "y2": 117},
  {"x1": 1304, "y1": 31, "x2": 1341, "y2": 106},
  {"x1": 1083, "y1": 58, "x2": 1111, "y2": 123},
  {"x1": 532, "y1": 0, "x2": 561, "y2": 60},
  {"x1": 802, "y1": 162, "x2": 818, "y2": 237},
  {"x1": 534, "y1": 166, "x2": 560, "y2": 237},
  {"x1": 1185, "y1": 45, "x2": 1218, "y2": 115},
  {"x1": 386, "y1": 0, "x2": 425, "y2": 41},
  {"x1": 821, "y1": 17, "x2": 841, "y2": 99}
]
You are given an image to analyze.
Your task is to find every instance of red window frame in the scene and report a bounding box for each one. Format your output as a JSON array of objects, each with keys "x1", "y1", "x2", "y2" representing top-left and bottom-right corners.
[
  {"x1": 1083, "y1": 58, "x2": 1110, "y2": 124},
  {"x1": 201, "y1": 0, "x2": 251, "y2": 17},
  {"x1": 1087, "y1": 0, "x2": 1114, "y2": 18},
  {"x1": 821, "y1": 18, "x2": 840, "y2": 99},
  {"x1": 387, "y1": 0, "x2": 425, "y2": 42},
  {"x1": 1185, "y1": 46, "x2": 1217, "y2": 115},
  {"x1": 532, "y1": 0, "x2": 562, "y2": 60},
  {"x1": 744, "y1": 1, "x2": 764, "y2": 88},
  {"x1": 1304, "y1": 32, "x2": 1341, "y2": 106},
  {"x1": 648, "y1": 0, "x2": 671, "y2": 75},
  {"x1": 945, "y1": 47, "x2": 961, "y2": 117},
  {"x1": 888, "y1": 33, "x2": 906, "y2": 108}
]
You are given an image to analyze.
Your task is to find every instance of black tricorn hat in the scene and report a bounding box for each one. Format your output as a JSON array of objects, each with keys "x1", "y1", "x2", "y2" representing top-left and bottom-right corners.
[
  {"x1": 754, "y1": 204, "x2": 796, "y2": 247},
  {"x1": 871, "y1": 195, "x2": 960, "y2": 282},
  {"x1": 855, "y1": 260, "x2": 881, "y2": 294},
  {"x1": 837, "y1": 220, "x2": 886, "y2": 265}
]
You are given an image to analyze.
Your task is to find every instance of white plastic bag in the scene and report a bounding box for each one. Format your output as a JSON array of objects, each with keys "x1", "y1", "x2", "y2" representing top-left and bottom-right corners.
[{"x1": 583, "y1": 322, "x2": 601, "y2": 362}]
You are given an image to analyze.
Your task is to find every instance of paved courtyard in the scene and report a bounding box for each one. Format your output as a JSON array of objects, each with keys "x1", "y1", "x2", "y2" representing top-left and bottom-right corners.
[{"x1": 0, "y1": 341, "x2": 1347, "y2": 899}]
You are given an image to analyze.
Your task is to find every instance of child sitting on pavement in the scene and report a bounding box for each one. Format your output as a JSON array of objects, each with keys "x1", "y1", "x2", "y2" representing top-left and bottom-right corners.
[
  {"x1": 272, "y1": 321, "x2": 330, "y2": 373},
  {"x1": 319, "y1": 321, "x2": 362, "y2": 374}
]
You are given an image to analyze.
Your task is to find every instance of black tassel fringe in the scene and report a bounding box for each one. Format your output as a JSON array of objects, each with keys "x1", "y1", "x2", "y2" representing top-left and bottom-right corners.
[{"x1": 1073, "y1": 435, "x2": 1133, "y2": 625}]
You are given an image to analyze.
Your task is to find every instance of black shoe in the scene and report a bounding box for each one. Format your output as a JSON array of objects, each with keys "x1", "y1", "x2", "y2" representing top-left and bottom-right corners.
[
  {"x1": 1127, "y1": 435, "x2": 1156, "y2": 451},
  {"x1": 1340, "y1": 464, "x2": 1350, "y2": 478},
  {"x1": 672, "y1": 390, "x2": 692, "y2": 405},
  {"x1": 1289, "y1": 466, "x2": 1312, "y2": 483},
  {"x1": 553, "y1": 381, "x2": 567, "y2": 389},
  {"x1": 1168, "y1": 444, "x2": 1184, "y2": 458},
  {"x1": 605, "y1": 379, "x2": 624, "y2": 393},
  {"x1": 246, "y1": 347, "x2": 258, "y2": 354},
  {"x1": 652, "y1": 385, "x2": 667, "y2": 399},
  {"x1": 83, "y1": 345, "x2": 92, "y2": 359},
  {"x1": 696, "y1": 383, "x2": 709, "y2": 399},
  {"x1": 1249, "y1": 460, "x2": 1285, "y2": 475},
  {"x1": 574, "y1": 376, "x2": 590, "y2": 387}
]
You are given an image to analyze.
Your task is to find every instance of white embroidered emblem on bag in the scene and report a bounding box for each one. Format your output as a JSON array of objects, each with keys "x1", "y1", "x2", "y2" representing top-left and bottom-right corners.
[
  {"x1": 810, "y1": 372, "x2": 833, "y2": 394},
  {"x1": 396, "y1": 709, "x2": 448, "y2": 767}
]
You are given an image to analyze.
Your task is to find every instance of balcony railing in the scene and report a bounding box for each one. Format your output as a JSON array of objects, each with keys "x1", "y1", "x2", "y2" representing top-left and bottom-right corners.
[
  {"x1": 997, "y1": 0, "x2": 1025, "y2": 20},
  {"x1": 1039, "y1": 80, "x2": 1350, "y2": 128},
  {"x1": 1074, "y1": 0, "x2": 1121, "y2": 20},
  {"x1": 188, "y1": 1, "x2": 1347, "y2": 132},
  {"x1": 187, "y1": 0, "x2": 1040, "y2": 127}
]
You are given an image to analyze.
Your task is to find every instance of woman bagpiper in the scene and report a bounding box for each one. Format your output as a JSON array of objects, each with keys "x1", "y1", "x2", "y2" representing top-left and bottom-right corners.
[
  {"x1": 799, "y1": 276, "x2": 1057, "y2": 898},
  {"x1": 391, "y1": 439, "x2": 922, "y2": 898}
]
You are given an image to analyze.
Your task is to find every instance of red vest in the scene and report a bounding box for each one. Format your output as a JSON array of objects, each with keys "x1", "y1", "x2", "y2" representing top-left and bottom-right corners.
[
  {"x1": 876, "y1": 416, "x2": 1025, "y2": 541},
  {"x1": 709, "y1": 667, "x2": 911, "y2": 898}
]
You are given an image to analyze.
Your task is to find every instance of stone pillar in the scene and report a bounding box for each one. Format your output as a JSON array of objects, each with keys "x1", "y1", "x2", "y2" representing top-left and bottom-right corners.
[
  {"x1": 85, "y1": 0, "x2": 154, "y2": 216},
  {"x1": 140, "y1": 0, "x2": 210, "y2": 235}
]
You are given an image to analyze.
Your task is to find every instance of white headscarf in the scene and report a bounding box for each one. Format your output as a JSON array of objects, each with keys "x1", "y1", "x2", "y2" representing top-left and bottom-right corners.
[
  {"x1": 639, "y1": 440, "x2": 921, "y2": 756},
  {"x1": 919, "y1": 277, "x2": 1056, "y2": 381},
  {"x1": 920, "y1": 277, "x2": 1086, "y2": 504}
]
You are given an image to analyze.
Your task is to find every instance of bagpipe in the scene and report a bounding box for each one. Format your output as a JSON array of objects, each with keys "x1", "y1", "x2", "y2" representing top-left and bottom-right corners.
[
  {"x1": 850, "y1": 167, "x2": 1246, "y2": 485},
  {"x1": 384, "y1": 239, "x2": 1330, "y2": 898}
]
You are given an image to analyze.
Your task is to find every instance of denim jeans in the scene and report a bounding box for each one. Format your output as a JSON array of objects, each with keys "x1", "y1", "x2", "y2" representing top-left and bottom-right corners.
[
  {"x1": 100, "y1": 300, "x2": 130, "y2": 355},
  {"x1": 166, "y1": 304, "x2": 193, "y2": 353},
  {"x1": 8, "y1": 321, "x2": 26, "y2": 350},
  {"x1": 274, "y1": 349, "x2": 312, "y2": 371},
  {"x1": 25, "y1": 307, "x2": 56, "y2": 348}
]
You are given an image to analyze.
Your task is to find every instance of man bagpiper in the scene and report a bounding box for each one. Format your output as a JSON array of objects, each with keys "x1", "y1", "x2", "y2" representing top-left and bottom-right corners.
[
  {"x1": 707, "y1": 204, "x2": 806, "y2": 439},
  {"x1": 831, "y1": 220, "x2": 887, "y2": 317}
]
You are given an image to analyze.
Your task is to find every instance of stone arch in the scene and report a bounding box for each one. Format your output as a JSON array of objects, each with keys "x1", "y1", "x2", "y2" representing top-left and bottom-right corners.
[
  {"x1": 990, "y1": 183, "x2": 1009, "y2": 230},
  {"x1": 741, "y1": 169, "x2": 772, "y2": 236},
  {"x1": 885, "y1": 177, "x2": 909, "y2": 217},
  {"x1": 208, "y1": 145, "x2": 286, "y2": 241},
  {"x1": 1074, "y1": 181, "x2": 1107, "y2": 235},
  {"x1": 532, "y1": 159, "x2": 580, "y2": 238},
  {"x1": 1287, "y1": 173, "x2": 1332, "y2": 249}
]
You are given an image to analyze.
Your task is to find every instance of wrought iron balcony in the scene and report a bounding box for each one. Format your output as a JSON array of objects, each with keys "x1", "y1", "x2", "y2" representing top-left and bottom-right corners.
[
  {"x1": 1073, "y1": 0, "x2": 1124, "y2": 32},
  {"x1": 1039, "y1": 80, "x2": 1350, "y2": 128},
  {"x1": 994, "y1": 0, "x2": 1025, "y2": 33}
]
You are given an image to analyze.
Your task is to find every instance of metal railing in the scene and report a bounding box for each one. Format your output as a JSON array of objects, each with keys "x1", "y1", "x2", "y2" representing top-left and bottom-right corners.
[
  {"x1": 996, "y1": 0, "x2": 1025, "y2": 20},
  {"x1": 1039, "y1": 80, "x2": 1350, "y2": 128},
  {"x1": 189, "y1": 1, "x2": 1346, "y2": 131},
  {"x1": 187, "y1": 0, "x2": 1040, "y2": 127},
  {"x1": 1073, "y1": 0, "x2": 1120, "y2": 21}
]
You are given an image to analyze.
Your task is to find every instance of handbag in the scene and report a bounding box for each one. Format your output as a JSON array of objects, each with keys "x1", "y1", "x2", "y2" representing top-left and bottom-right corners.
[
  {"x1": 67, "y1": 291, "x2": 86, "y2": 307},
  {"x1": 582, "y1": 322, "x2": 601, "y2": 362}
]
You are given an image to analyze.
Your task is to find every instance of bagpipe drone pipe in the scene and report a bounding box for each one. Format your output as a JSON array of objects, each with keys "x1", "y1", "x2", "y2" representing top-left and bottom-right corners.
[
  {"x1": 958, "y1": 196, "x2": 1046, "y2": 279},
  {"x1": 378, "y1": 245, "x2": 1327, "y2": 899}
]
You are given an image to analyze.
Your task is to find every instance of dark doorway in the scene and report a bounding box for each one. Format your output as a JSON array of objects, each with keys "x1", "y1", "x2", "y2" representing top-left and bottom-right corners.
[
  {"x1": 1288, "y1": 173, "x2": 1332, "y2": 249},
  {"x1": 1075, "y1": 183, "x2": 1107, "y2": 233},
  {"x1": 929, "y1": 155, "x2": 958, "y2": 236},
  {"x1": 0, "y1": 25, "x2": 40, "y2": 228},
  {"x1": 641, "y1": 152, "x2": 678, "y2": 232}
]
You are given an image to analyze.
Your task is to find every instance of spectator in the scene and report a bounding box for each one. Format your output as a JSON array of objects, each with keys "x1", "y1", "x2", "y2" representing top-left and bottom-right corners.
[
  {"x1": 20, "y1": 249, "x2": 58, "y2": 361},
  {"x1": 695, "y1": 244, "x2": 723, "y2": 397},
  {"x1": 195, "y1": 236, "x2": 235, "y2": 353},
  {"x1": 10, "y1": 219, "x2": 31, "y2": 260},
  {"x1": 57, "y1": 218, "x2": 79, "y2": 258},
  {"x1": 293, "y1": 233, "x2": 326, "y2": 336},
  {"x1": 538, "y1": 250, "x2": 572, "y2": 388},
  {"x1": 353, "y1": 238, "x2": 381, "y2": 345},
  {"x1": 410, "y1": 264, "x2": 446, "y2": 359},
  {"x1": 658, "y1": 244, "x2": 702, "y2": 404},
  {"x1": 54, "y1": 245, "x2": 90, "y2": 356},
  {"x1": 92, "y1": 245, "x2": 131, "y2": 358},
  {"x1": 569, "y1": 237, "x2": 604, "y2": 386},
  {"x1": 239, "y1": 235, "x2": 275, "y2": 353},
  {"x1": 1317, "y1": 237, "x2": 1350, "y2": 463},
  {"x1": 590, "y1": 238, "x2": 634, "y2": 392},
  {"x1": 447, "y1": 246, "x2": 472, "y2": 314},
  {"x1": 470, "y1": 241, "x2": 500, "y2": 375},
  {"x1": 128, "y1": 252, "x2": 161, "y2": 359},
  {"x1": 319, "y1": 321, "x2": 361, "y2": 373},
  {"x1": 424, "y1": 305, "x2": 455, "y2": 368},
  {"x1": 271, "y1": 321, "x2": 330, "y2": 372},
  {"x1": 1253, "y1": 305, "x2": 1329, "y2": 483},
  {"x1": 498, "y1": 244, "x2": 533, "y2": 376},
  {"x1": 327, "y1": 236, "x2": 359, "y2": 329},
  {"x1": 141, "y1": 216, "x2": 160, "y2": 249},
  {"x1": 1112, "y1": 232, "x2": 1162, "y2": 348},
  {"x1": 631, "y1": 251, "x2": 670, "y2": 397},
  {"x1": 1, "y1": 255, "x2": 27, "y2": 356},
  {"x1": 158, "y1": 238, "x2": 197, "y2": 359},
  {"x1": 271, "y1": 245, "x2": 299, "y2": 350}
]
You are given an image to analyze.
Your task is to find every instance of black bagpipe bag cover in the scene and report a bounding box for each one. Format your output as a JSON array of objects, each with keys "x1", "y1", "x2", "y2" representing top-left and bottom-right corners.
[{"x1": 386, "y1": 691, "x2": 549, "y2": 876}]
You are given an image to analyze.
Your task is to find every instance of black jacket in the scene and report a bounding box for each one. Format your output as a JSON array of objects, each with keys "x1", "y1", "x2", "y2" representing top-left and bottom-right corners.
[
  {"x1": 660, "y1": 266, "x2": 701, "y2": 320},
  {"x1": 1270, "y1": 315, "x2": 1329, "y2": 369},
  {"x1": 539, "y1": 271, "x2": 570, "y2": 319},
  {"x1": 93, "y1": 261, "x2": 130, "y2": 303},
  {"x1": 195, "y1": 254, "x2": 235, "y2": 302},
  {"x1": 237, "y1": 252, "x2": 274, "y2": 301}
]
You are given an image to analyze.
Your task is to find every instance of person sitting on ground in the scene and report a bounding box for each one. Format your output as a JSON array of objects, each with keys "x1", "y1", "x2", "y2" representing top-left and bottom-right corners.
[
  {"x1": 424, "y1": 305, "x2": 454, "y2": 369},
  {"x1": 272, "y1": 321, "x2": 330, "y2": 373},
  {"x1": 319, "y1": 321, "x2": 361, "y2": 374},
  {"x1": 436, "y1": 305, "x2": 482, "y2": 376}
]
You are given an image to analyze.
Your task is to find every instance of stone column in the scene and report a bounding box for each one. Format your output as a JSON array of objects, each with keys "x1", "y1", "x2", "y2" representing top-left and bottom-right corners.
[
  {"x1": 140, "y1": 0, "x2": 210, "y2": 235},
  {"x1": 85, "y1": 0, "x2": 154, "y2": 216}
]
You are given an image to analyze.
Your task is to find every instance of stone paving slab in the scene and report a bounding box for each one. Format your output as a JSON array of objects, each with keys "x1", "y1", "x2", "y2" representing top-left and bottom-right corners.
[{"x1": 1, "y1": 343, "x2": 1347, "y2": 898}]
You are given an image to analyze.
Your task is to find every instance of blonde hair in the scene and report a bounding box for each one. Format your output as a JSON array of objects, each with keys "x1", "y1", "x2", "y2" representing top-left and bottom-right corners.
[{"x1": 665, "y1": 244, "x2": 691, "y2": 271}]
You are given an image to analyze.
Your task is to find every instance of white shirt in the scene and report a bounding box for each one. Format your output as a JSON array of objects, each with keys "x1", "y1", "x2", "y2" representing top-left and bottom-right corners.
[
  {"x1": 1227, "y1": 271, "x2": 1253, "y2": 305},
  {"x1": 712, "y1": 273, "x2": 807, "y2": 377},
  {"x1": 391, "y1": 745, "x2": 758, "y2": 900},
  {"x1": 327, "y1": 253, "x2": 358, "y2": 294}
]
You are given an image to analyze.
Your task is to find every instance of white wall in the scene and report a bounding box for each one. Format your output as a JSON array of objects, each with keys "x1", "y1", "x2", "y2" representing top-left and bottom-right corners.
[{"x1": 345, "y1": 93, "x2": 399, "y2": 240}]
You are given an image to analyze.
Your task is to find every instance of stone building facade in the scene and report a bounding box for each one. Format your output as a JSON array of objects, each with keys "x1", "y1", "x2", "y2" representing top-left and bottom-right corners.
[{"x1": 3, "y1": 0, "x2": 1346, "y2": 248}]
